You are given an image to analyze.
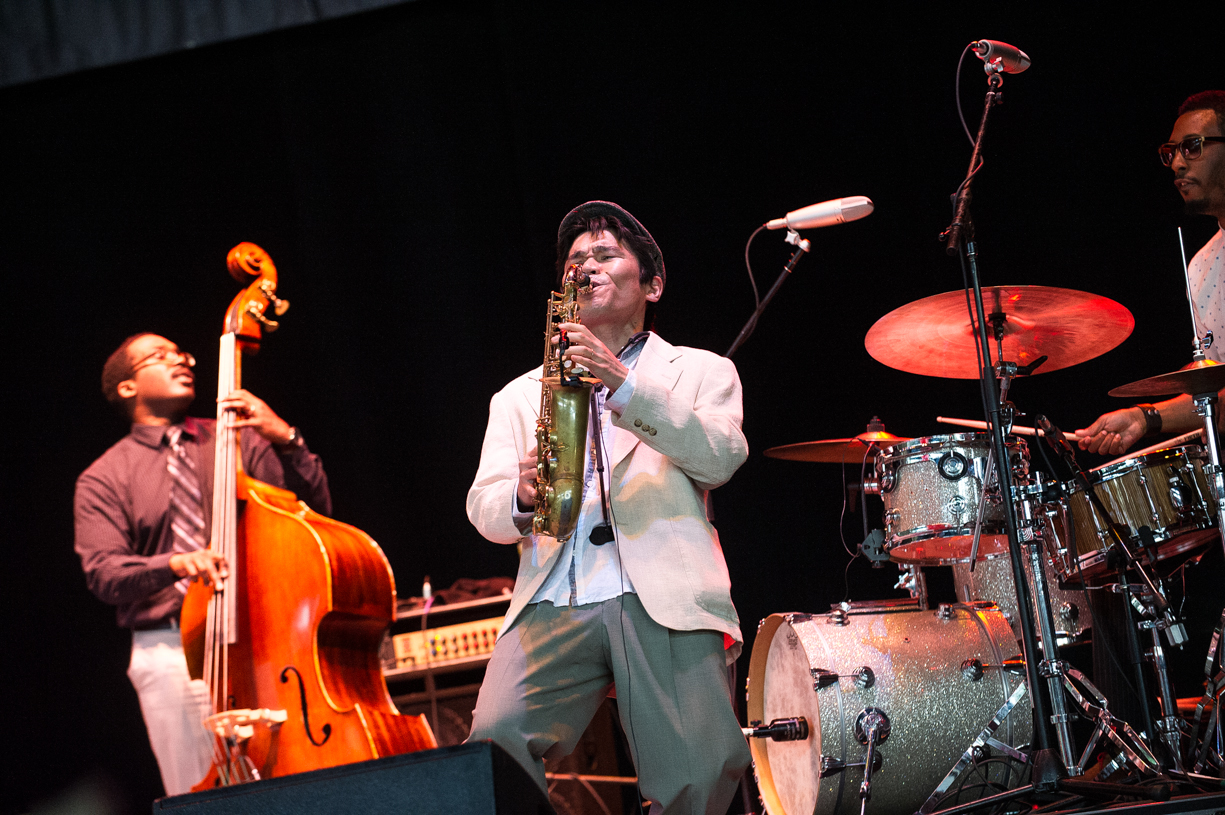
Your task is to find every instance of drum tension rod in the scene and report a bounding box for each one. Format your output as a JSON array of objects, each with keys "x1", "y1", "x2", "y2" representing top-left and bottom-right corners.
[
  {"x1": 812, "y1": 666, "x2": 875, "y2": 690},
  {"x1": 961, "y1": 656, "x2": 1026, "y2": 681}
]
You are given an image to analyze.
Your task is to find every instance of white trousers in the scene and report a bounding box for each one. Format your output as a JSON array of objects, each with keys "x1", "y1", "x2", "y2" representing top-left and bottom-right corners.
[{"x1": 128, "y1": 628, "x2": 214, "y2": 795}]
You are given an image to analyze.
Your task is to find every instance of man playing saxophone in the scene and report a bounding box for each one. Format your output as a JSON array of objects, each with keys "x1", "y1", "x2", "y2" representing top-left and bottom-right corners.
[{"x1": 466, "y1": 201, "x2": 751, "y2": 814}]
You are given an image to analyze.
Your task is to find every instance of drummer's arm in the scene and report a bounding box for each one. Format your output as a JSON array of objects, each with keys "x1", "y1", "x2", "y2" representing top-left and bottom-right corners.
[{"x1": 1075, "y1": 389, "x2": 1225, "y2": 455}]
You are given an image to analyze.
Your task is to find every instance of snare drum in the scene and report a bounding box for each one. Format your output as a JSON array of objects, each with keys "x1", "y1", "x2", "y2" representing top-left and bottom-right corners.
[
  {"x1": 875, "y1": 433, "x2": 1030, "y2": 565},
  {"x1": 747, "y1": 602, "x2": 1031, "y2": 815},
  {"x1": 1050, "y1": 444, "x2": 1217, "y2": 581}
]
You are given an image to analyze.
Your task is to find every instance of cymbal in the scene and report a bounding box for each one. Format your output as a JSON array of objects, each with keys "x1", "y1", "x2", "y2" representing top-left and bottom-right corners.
[
  {"x1": 865, "y1": 285, "x2": 1134, "y2": 379},
  {"x1": 1109, "y1": 357, "x2": 1225, "y2": 398},
  {"x1": 765, "y1": 422, "x2": 910, "y2": 464}
]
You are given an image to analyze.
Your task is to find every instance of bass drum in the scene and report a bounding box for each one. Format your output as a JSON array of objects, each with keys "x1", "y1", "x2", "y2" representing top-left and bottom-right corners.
[{"x1": 747, "y1": 602, "x2": 1031, "y2": 815}]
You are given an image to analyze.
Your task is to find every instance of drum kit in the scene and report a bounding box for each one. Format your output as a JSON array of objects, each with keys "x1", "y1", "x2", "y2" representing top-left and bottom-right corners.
[{"x1": 743, "y1": 284, "x2": 1225, "y2": 815}]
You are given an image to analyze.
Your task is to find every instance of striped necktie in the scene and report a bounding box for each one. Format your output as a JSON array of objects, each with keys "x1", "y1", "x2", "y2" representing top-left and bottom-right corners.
[{"x1": 166, "y1": 425, "x2": 207, "y2": 594}]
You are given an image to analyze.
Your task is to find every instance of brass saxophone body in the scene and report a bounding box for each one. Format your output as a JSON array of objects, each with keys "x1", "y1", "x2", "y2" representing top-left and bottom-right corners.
[{"x1": 533, "y1": 264, "x2": 596, "y2": 542}]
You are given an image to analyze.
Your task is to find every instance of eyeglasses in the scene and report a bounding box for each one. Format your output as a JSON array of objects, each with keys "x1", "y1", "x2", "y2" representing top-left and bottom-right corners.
[
  {"x1": 131, "y1": 347, "x2": 196, "y2": 373},
  {"x1": 1158, "y1": 135, "x2": 1225, "y2": 167}
]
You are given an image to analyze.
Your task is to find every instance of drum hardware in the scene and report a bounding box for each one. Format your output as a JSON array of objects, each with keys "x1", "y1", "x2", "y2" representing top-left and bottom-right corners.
[
  {"x1": 1140, "y1": 615, "x2": 1187, "y2": 772},
  {"x1": 892, "y1": 564, "x2": 927, "y2": 608},
  {"x1": 817, "y1": 752, "x2": 882, "y2": 779},
  {"x1": 812, "y1": 666, "x2": 875, "y2": 690},
  {"x1": 959, "y1": 657, "x2": 1026, "y2": 681},
  {"x1": 1186, "y1": 609, "x2": 1225, "y2": 773},
  {"x1": 854, "y1": 707, "x2": 889, "y2": 809}
]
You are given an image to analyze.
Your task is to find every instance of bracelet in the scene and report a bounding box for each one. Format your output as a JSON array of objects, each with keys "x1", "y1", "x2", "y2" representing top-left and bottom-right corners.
[{"x1": 1135, "y1": 404, "x2": 1162, "y2": 438}]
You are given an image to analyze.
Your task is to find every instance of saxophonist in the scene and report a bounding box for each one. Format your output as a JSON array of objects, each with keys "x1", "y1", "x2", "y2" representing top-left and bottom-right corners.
[{"x1": 467, "y1": 201, "x2": 750, "y2": 814}]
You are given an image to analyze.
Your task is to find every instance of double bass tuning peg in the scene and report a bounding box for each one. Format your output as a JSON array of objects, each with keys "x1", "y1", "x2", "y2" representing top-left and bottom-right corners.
[
  {"x1": 246, "y1": 301, "x2": 280, "y2": 332},
  {"x1": 257, "y1": 280, "x2": 290, "y2": 316}
]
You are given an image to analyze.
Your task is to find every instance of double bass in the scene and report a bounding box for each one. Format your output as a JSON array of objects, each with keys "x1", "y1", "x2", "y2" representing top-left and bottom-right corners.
[{"x1": 180, "y1": 243, "x2": 435, "y2": 788}]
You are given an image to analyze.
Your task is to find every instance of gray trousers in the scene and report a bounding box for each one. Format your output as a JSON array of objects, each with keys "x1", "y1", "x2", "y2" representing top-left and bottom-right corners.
[{"x1": 467, "y1": 594, "x2": 749, "y2": 815}]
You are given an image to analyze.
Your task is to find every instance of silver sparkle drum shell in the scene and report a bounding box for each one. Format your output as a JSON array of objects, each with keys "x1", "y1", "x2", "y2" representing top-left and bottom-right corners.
[
  {"x1": 875, "y1": 433, "x2": 1030, "y2": 565},
  {"x1": 746, "y1": 604, "x2": 1031, "y2": 815},
  {"x1": 952, "y1": 552, "x2": 1087, "y2": 648}
]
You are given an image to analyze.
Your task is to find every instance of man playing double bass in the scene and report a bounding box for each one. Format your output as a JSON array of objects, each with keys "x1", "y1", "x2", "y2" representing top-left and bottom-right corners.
[{"x1": 73, "y1": 332, "x2": 331, "y2": 796}]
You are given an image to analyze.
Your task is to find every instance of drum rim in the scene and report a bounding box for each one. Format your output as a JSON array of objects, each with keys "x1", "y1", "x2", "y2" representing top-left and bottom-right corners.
[{"x1": 879, "y1": 432, "x2": 1027, "y2": 460}]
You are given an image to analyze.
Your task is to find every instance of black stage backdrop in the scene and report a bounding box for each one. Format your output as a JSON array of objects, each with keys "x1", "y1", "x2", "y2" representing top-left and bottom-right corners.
[{"x1": 2, "y1": 3, "x2": 1224, "y2": 811}]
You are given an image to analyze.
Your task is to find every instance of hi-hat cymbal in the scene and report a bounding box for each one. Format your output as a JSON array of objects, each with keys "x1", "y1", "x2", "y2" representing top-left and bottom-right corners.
[
  {"x1": 765, "y1": 418, "x2": 909, "y2": 463},
  {"x1": 865, "y1": 285, "x2": 1134, "y2": 379},
  {"x1": 1109, "y1": 357, "x2": 1225, "y2": 398}
]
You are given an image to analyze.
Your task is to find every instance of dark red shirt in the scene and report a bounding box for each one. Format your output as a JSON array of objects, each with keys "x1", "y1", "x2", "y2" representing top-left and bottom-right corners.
[{"x1": 74, "y1": 417, "x2": 332, "y2": 629}]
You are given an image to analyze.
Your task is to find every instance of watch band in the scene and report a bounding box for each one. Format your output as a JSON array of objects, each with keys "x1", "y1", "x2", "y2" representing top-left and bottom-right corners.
[{"x1": 1135, "y1": 404, "x2": 1162, "y2": 438}]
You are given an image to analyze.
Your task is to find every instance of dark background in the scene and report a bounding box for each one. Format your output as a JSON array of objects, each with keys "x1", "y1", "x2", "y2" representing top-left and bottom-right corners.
[{"x1": 3, "y1": 3, "x2": 1224, "y2": 812}]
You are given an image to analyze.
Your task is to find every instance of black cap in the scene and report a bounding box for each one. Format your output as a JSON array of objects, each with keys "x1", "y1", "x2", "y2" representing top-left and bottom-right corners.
[{"x1": 557, "y1": 200, "x2": 665, "y2": 286}]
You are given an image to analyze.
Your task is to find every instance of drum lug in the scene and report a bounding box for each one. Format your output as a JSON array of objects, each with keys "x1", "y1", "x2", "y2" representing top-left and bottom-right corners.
[
  {"x1": 936, "y1": 603, "x2": 955, "y2": 620},
  {"x1": 828, "y1": 607, "x2": 850, "y2": 626}
]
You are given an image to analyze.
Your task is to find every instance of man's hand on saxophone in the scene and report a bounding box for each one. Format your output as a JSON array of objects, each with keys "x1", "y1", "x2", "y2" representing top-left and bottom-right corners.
[
  {"x1": 516, "y1": 444, "x2": 538, "y2": 513},
  {"x1": 556, "y1": 322, "x2": 629, "y2": 395}
]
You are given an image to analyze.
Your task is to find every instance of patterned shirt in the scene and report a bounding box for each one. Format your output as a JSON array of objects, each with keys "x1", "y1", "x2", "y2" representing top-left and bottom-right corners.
[{"x1": 1189, "y1": 226, "x2": 1225, "y2": 363}]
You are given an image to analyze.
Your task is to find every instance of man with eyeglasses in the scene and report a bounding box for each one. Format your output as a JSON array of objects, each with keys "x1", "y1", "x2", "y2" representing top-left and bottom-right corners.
[
  {"x1": 1077, "y1": 91, "x2": 1225, "y2": 454},
  {"x1": 73, "y1": 332, "x2": 331, "y2": 795}
]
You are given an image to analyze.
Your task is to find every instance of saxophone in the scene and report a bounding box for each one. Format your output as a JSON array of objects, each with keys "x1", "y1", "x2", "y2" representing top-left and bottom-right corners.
[{"x1": 533, "y1": 264, "x2": 596, "y2": 542}]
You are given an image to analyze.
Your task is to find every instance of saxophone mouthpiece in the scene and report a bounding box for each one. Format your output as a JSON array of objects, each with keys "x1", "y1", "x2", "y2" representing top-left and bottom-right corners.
[{"x1": 565, "y1": 263, "x2": 592, "y2": 292}]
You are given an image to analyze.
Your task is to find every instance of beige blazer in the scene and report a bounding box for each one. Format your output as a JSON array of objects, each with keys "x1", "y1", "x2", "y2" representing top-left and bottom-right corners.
[{"x1": 466, "y1": 333, "x2": 749, "y2": 661}]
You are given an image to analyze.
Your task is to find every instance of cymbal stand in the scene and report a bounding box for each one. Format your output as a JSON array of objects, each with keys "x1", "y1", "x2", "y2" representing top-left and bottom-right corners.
[
  {"x1": 1176, "y1": 225, "x2": 1225, "y2": 561},
  {"x1": 1190, "y1": 389, "x2": 1225, "y2": 561},
  {"x1": 1137, "y1": 598, "x2": 1188, "y2": 771}
]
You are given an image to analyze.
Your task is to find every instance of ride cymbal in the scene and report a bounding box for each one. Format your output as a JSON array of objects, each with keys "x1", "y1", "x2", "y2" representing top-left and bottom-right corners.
[
  {"x1": 1108, "y1": 358, "x2": 1225, "y2": 398},
  {"x1": 865, "y1": 285, "x2": 1134, "y2": 379}
]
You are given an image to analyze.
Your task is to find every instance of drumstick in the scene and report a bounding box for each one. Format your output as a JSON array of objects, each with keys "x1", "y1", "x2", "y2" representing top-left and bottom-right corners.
[
  {"x1": 935, "y1": 416, "x2": 1077, "y2": 440},
  {"x1": 1099, "y1": 429, "x2": 1205, "y2": 467},
  {"x1": 937, "y1": 417, "x2": 1205, "y2": 461}
]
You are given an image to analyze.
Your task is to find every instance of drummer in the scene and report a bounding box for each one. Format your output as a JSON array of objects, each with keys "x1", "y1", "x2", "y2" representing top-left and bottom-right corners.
[{"x1": 1077, "y1": 91, "x2": 1225, "y2": 455}]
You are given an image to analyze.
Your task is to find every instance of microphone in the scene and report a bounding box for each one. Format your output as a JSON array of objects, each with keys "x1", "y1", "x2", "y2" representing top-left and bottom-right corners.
[
  {"x1": 972, "y1": 40, "x2": 1031, "y2": 74},
  {"x1": 765, "y1": 196, "x2": 874, "y2": 231}
]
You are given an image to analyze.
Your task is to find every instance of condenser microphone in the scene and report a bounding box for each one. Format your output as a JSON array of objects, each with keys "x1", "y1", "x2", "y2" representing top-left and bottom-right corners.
[
  {"x1": 972, "y1": 40, "x2": 1031, "y2": 74},
  {"x1": 765, "y1": 196, "x2": 874, "y2": 231}
]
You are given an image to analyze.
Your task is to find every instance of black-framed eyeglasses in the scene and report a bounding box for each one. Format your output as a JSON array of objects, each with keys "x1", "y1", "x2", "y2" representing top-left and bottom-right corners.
[
  {"x1": 131, "y1": 348, "x2": 196, "y2": 373},
  {"x1": 1158, "y1": 135, "x2": 1225, "y2": 167}
]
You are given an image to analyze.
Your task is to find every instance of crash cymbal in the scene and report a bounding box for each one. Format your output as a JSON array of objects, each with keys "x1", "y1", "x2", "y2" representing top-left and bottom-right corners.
[
  {"x1": 865, "y1": 285, "x2": 1134, "y2": 379},
  {"x1": 1108, "y1": 357, "x2": 1225, "y2": 398},
  {"x1": 765, "y1": 418, "x2": 909, "y2": 463}
]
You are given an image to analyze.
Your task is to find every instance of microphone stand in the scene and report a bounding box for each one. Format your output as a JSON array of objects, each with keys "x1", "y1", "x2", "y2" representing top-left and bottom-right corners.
[
  {"x1": 941, "y1": 72, "x2": 1059, "y2": 788},
  {"x1": 725, "y1": 230, "x2": 811, "y2": 358}
]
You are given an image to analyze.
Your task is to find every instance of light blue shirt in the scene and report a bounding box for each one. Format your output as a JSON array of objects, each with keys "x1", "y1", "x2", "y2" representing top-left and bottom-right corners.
[{"x1": 519, "y1": 333, "x2": 650, "y2": 607}]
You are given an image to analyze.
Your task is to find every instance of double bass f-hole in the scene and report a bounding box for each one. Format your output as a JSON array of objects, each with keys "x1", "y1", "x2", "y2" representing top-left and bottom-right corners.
[{"x1": 280, "y1": 666, "x2": 332, "y2": 747}]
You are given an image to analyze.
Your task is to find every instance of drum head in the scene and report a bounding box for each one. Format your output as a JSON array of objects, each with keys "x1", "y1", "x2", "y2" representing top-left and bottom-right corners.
[{"x1": 747, "y1": 615, "x2": 824, "y2": 815}]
